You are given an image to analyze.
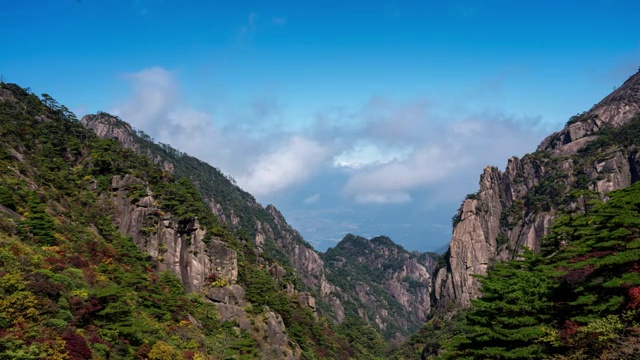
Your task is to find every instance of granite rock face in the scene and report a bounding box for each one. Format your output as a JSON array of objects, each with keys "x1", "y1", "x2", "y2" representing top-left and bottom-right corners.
[
  {"x1": 109, "y1": 174, "x2": 238, "y2": 292},
  {"x1": 539, "y1": 70, "x2": 640, "y2": 154},
  {"x1": 433, "y1": 71, "x2": 640, "y2": 312},
  {"x1": 323, "y1": 234, "x2": 438, "y2": 339}
]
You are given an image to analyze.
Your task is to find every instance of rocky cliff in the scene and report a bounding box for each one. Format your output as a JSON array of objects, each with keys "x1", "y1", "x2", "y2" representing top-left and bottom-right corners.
[
  {"x1": 323, "y1": 234, "x2": 438, "y2": 340},
  {"x1": 82, "y1": 112, "x2": 441, "y2": 341},
  {"x1": 433, "y1": 70, "x2": 640, "y2": 311},
  {"x1": 81, "y1": 113, "x2": 325, "y2": 295},
  {"x1": 81, "y1": 114, "x2": 349, "y2": 325},
  {"x1": 0, "y1": 82, "x2": 330, "y2": 359}
]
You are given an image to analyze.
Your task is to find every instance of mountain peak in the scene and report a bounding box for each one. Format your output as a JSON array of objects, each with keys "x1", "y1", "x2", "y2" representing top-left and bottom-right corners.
[
  {"x1": 538, "y1": 69, "x2": 640, "y2": 154},
  {"x1": 81, "y1": 112, "x2": 138, "y2": 150},
  {"x1": 597, "y1": 68, "x2": 640, "y2": 111}
]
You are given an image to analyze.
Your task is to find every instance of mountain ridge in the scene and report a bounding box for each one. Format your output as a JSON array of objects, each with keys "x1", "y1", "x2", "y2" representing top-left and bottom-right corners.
[
  {"x1": 81, "y1": 110, "x2": 439, "y2": 341},
  {"x1": 433, "y1": 69, "x2": 640, "y2": 311},
  {"x1": 0, "y1": 82, "x2": 393, "y2": 359}
]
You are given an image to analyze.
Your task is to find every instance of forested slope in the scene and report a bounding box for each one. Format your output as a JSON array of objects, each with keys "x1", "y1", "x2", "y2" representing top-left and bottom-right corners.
[{"x1": 0, "y1": 82, "x2": 384, "y2": 359}]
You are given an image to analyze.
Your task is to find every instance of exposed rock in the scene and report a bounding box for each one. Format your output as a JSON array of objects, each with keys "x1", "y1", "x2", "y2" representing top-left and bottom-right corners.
[
  {"x1": 108, "y1": 174, "x2": 238, "y2": 292},
  {"x1": 215, "y1": 304, "x2": 302, "y2": 359},
  {"x1": 539, "y1": 71, "x2": 640, "y2": 154},
  {"x1": 209, "y1": 239, "x2": 238, "y2": 283},
  {"x1": 0, "y1": 89, "x2": 16, "y2": 103},
  {"x1": 298, "y1": 292, "x2": 316, "y2": 310},
  {"x1": 0, "y1": 204, "x2": 20, "y2": 219},
  {"x1": 82, "y1": 114, "x2": 139, "y2": 151},
  {"x1": 433, "y1": 70, "x2": 640, "y2": 312},
  {"x1": 207, "y1": 284, "x2": 245, "y2": 306},
  {"x1": 323, "y1": 234, "x2": 438, "y2": 339}
]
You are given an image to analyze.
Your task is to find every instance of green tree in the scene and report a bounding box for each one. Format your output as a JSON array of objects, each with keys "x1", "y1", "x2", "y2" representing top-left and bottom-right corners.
[
  {"x1": 445, "y1": 251, "x2": 556, "y2": 359},
  {"x1": 21, "y1": 194, "x2": 56, "y2": 246}
]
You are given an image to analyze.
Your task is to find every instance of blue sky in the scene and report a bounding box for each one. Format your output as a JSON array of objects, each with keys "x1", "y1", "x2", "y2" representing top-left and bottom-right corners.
[{"x1": 2, "y1": 0, "x2": 639, "y2": 251}]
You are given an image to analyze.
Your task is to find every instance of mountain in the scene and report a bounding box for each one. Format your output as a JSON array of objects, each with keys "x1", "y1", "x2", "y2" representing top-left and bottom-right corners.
[
  {"x1": 81, "y1": 113, "x2": 337, "y2": 305},
  {"x1": 81, "y1": 111, "x2": 441, "y2": 342},
  {"x1": 0, "y1": 82, "x2": 390, "y2": 359},
  {"x1": 433, "y1": 69, "x2": 640, "y2": 311},
  {"x1": 322, "y1": 234, "x2": 438, "y2": 341},
  {"x1": 436, "y1": 178, "x2": 640, "y2": 359}
]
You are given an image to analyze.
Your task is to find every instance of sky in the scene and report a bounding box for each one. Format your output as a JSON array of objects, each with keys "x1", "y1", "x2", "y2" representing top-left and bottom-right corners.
[{"x1": 1, "y1": 0, "x2": 639, "y2": 252}]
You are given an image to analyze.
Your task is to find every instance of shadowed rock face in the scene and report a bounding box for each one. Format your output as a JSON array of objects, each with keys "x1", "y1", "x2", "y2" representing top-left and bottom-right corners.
[
  {"x1": 433, "y1": 71, "x2": 640, "y2": 312},
  {"x1": 82, "y1": 114, "x2": 323, "y2": 285},
  {"x1": 109, "y1": 174, "x2": 238, "y2": 292},
  {"x1": 323, "y1": 234, "x2": 438, "y2": 339}
]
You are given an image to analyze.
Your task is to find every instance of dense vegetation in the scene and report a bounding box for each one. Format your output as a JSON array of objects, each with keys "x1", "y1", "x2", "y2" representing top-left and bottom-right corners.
[
  {"x1": 0, "y1": 83, "x2": 382, "y2": 359},
  {"x1": 323, "y1": 234, "x2": 438, "y2": 340},
  {"x1": 131, "y1": 125, "x2": 313, "y2": 261},
  {"x1": 393, "y1": 113, "x2": 640, "y2": 359},
  {"x1": 401, "y1": 181, "x2": 640, "y2": 359}
]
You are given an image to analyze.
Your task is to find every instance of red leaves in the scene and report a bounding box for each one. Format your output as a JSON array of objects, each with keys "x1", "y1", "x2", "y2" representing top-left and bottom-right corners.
[
  {"x1": 560, "y1": 320, "x2": 580, "y2": 342},
  {"x1": 628, "y1": 286, "x2": 640, "y2": 308},
  {"x1": 63, "y1": 332, "x2": 92, "y2": 360},
  {"x1": 207, "y1": 273, "x2": 218, "y2": 283},
  {"x1": 67, "y1": 254, "x2": 89, "y2": 269},
  {"x1": 568, "y1": 251, "x2": 614, "y2": 264},
  {"x1": 44, "y1": 256, "x2": 68, "y2": 271},
  {"x1": 559, "y1": 265, "x2": 596, "y2": 285},
  {"x1": 25, "y1": 272, "x2": 64, "y2": 298},
  {"x1": 183, "y1": 350, "x2": 197, "y2": 360},
  {"x1": 135, "y1": 343, "x2": 151, "y2": 360}
]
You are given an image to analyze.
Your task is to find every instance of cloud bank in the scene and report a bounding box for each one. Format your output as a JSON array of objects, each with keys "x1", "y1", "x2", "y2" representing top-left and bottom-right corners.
[
  {"x1": 110, "y1": 66, "x2": 549, "y2": 250},
  {"x1": 112, "y1": 67, "x2": 546, "y2": 202}
]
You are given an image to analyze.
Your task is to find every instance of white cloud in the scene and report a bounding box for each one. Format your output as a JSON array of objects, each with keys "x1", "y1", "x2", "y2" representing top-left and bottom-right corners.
[
  {"x1": 112, "y1": 67, "x2": 177, "y2": 129},
  {"x1": 354, "y1": 192, "x2": 412, "y2": 204},
  {"x1": 237, "y1": 136, "x2": 329, "y2": 196},
  {"x1": 333, "y1": 142, "x2": 412, "y2": 168},
  {"x1": 112, "y1": 67, "x2": 336, "y2": 198},
  {"x1": 331, "y1": 98, "x2": 545, "y2": 204},
  {"x1": 110, "y1": 67, "x2": 548, "y2": 249}
]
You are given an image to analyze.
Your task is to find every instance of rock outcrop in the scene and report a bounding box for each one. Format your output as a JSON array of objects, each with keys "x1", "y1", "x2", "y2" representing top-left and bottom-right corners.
[
  {"x1": 433, "y1": 70, "x2": 640, "y2": 311},
  {"x1": 109, "y1": 174, "x2": 238, "y2": 292},
  {"x1": 82, "y1": 113, "x2": 139, "y2": 151},
  {"x1": 215, "y1": 304, "x2": 302, "y2": 359},
  {"x1": 539, "y1": 72, "x2": 640, "y2": 155},
  {"x1": 323, "y1": 234, "x2": 438, "y2": 339},
  {"x1": 83, "y1": 114, "x2": 341, "y2": 324}
]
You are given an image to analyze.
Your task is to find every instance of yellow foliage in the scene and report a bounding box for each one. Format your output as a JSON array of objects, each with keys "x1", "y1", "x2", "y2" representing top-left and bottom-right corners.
[
  {"x1": 41, "y1": 245, "x2": 61, "y2": 252},
  {"x1": 210, "y1": 278, "x2": 229, "y2": 287},
  {"x1": 70, "y1": 289, "x2": 89, "y2": 299},
  {"x1": 36, "y1": 337, "x2": 69, "y2": 360},
  {"x1": 192, "y1": 353, "x2": 206, "y2": 360},
  {"x1": 95, "y1": 273, "x2": 109, "y2": 284},
  {"x1": 0, "y1": 291, "x2": 40, "y2": 324},
  {"x1": 0, "y1": 273, "x2": 26, "y2": 293},
  {"x1": 148, "y1": 340, "x2": 177, "y2": 360}
]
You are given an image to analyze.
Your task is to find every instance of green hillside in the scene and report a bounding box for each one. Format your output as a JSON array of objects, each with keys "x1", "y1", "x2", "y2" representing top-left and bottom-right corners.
[{"x1": 0, "y1": 83, "x2": 380, "y2": 359}]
